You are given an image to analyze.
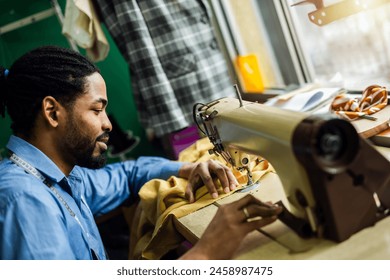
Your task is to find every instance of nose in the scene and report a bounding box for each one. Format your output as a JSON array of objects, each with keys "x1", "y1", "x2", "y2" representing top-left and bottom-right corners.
[{"x1": 102, "y1": 112, "x2": 112, "y2": 132}]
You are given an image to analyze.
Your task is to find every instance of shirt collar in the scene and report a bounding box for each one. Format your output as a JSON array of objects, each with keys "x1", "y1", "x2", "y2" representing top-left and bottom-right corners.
[{"x1": 6, "y1": 135, "x2": 66, "y2": 184}]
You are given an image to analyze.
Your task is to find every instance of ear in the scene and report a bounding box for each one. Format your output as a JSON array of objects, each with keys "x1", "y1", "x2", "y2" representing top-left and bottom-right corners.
[{"x1": 42, "y1": 96, "x2": 62, "y2": 128}]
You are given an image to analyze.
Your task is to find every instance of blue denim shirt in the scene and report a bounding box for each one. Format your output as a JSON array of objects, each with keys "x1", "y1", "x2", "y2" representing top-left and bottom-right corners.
[{"x1": 0, "y1": 136, "x2": 183, "y2": 259}]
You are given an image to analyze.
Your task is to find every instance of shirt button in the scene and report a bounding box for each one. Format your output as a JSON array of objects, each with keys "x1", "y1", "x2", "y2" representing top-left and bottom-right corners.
[{"x1": 209, "y1": 39, "x2": 218, "y2": 49}]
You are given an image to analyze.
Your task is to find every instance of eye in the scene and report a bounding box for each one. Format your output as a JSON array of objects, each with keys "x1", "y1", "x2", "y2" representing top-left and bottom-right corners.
[{"x1": 93, "y1": 109, "x2": 103, "y2": 114}]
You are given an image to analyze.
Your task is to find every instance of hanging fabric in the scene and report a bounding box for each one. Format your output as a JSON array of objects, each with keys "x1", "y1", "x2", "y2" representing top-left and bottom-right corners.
[{"x1": 63, "y1": 0, "x2": 109, "y2": 62}]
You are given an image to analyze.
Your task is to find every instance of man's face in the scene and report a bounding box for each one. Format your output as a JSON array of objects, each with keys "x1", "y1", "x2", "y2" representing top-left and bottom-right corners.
[{"x1": 61, "y1": 72, "x2": 112, "y2": 169}]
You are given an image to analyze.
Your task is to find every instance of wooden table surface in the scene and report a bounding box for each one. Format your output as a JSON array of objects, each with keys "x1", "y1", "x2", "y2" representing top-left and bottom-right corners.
[{"x1": 175, "y1": 146, "x2": 390, "y2": 260}]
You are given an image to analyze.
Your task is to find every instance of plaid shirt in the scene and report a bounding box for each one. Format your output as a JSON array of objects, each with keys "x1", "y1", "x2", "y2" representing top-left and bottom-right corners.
[{"x1": 94, "y1": 0, "x2": 235, "y2": 137}]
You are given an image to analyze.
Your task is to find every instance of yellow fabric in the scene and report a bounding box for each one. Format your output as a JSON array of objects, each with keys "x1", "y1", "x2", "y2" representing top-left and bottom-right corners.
[
  {"x1": 130, "y1": 137, "x2": 274, "y2": 259},
  {"x1": 62, "y1": 0, "x2": 109, "y2": 62}
]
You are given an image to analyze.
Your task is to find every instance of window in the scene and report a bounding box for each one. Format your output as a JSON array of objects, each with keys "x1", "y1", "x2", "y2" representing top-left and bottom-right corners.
[
  {"x1": 212, "y1": 0, "x2": 390, "y2": 93},
  {"x1": 285, "y1": 0, "x2": 390, "y2": 91}
]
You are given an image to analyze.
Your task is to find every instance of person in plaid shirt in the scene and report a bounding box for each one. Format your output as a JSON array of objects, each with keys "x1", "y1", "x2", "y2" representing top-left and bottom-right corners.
[{"x1": 94, "y1": 0, "x2": 235, "y2": 140}]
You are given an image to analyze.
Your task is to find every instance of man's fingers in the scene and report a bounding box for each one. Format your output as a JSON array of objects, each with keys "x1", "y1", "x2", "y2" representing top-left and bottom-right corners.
[
  {"x1": 185, "y1": 172, "x2": 203, "y2": 203},
  {"x1": 240, "y1": 204, "x2": 282, "y2": 222},
  {"x1": 183, "y1": 160, "x2": 241, "y2": 203},
  {"x1": 197, "y1": 164, "x2": 219, "y2": 199},
  {"x1": 201, "y1": 183, "x2": 219, "y2": 199},
  {"x1": 214, "y1": 163, "x2": 239, "y2": 193},
  {"x1": 207, "y1": 161, "x2": 239, "y2": 193},
  {"x1": 185, "y1": 184, "x2": 195, "y2": 203},
  {"x1": 241, "y1": 215, "x2": 279, "y2": 231},
  {"x1": 226, "y1": 168, "x2": 239, "y2": 191},
  {"x1": 233, "y1": 194, "x2": 261, "y2": 209},
  {"x1": 210, "y1": 162, "x2": 230, "y2": 193},
  {"x1": 233, "y1": 195, "x2": 282, "y2": 226}
]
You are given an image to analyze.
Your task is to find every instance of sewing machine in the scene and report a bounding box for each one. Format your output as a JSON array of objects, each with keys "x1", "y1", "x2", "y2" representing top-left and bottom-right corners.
[{"x1": 193, "y1": 96, "x2": 390, "y2": 242}]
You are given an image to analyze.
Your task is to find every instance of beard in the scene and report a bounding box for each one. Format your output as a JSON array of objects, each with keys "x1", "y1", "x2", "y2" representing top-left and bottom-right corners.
[{"x1": 62, "y1": 116, "x2": 109, "y2": 169}]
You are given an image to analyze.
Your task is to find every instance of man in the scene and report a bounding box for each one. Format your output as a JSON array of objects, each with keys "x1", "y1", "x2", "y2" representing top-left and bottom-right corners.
[{"x1": 0, "y1": 46, "x2": 281, "y2": 259}]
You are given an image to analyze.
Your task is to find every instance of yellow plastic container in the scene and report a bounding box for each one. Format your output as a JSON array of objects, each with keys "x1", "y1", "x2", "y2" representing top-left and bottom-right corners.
[{"x1": 235, "y1": 54, "x2": 265, "y2": 93}]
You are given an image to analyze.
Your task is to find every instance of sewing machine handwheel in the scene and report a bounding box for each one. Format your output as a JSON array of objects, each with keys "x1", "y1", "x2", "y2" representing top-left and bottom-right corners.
[
  {"x1": 293, "y1": 117, "x2": 359, "y2": 174},
  {"x1": 316, "y1": 119, "x2": 358, "y2": 165}
]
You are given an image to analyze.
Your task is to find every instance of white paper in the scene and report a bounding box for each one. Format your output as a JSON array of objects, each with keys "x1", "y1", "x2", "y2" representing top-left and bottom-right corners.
[{"x1": 265, "y1": 88, "x2": 341, "y2": 112}]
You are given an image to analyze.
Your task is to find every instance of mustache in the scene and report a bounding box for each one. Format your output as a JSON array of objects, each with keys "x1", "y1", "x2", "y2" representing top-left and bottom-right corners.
[{"x1": 96, "y1": 132, "x2": 110, "y2": 142}]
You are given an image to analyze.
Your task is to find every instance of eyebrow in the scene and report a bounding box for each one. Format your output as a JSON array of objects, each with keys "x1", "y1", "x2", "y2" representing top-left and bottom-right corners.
[{"x1": 92, "y1": 98, "x2": 108, "y2": 107}]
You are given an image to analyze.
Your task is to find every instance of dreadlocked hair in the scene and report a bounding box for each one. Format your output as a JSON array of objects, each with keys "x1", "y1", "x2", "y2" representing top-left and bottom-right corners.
[{"x1": 0, "y1": 45, "x2": 100, "y2": 137}]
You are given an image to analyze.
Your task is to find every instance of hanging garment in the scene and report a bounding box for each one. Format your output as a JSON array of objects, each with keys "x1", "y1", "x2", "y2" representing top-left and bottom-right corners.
[
  {"x1": 63, "y1": 0, "x2": 109, "y2": 62},
  {"x1": 93, "y1": 0, "x2": 235, "y2": 137}
]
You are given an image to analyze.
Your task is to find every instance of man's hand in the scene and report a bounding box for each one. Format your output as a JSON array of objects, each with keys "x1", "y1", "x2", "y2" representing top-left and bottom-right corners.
[
  {"x1": 178, "y1": 160, "x2": 239, "y2": 203},
  {"x1": 180, "y1": 194, "x2": 283, "y2": 259}
]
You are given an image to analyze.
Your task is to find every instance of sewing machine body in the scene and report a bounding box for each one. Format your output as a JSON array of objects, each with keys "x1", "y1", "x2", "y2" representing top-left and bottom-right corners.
[{"x1": 194, "y1": 97, "x2": 390, "y2": 242}]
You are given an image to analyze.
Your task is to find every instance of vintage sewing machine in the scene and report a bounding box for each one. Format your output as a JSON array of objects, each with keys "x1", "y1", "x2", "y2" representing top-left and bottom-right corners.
[{"x1": 193, "y1": 95, "x2": 390, "y2": 242}]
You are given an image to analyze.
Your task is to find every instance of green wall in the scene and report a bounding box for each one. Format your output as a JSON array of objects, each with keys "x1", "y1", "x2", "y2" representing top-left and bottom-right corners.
[{"x1": 0, "y1": 0, "x2": 162, "y2": 161}]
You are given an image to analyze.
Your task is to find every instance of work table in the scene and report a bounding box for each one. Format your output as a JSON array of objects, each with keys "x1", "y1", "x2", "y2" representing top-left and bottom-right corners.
[{"x1": 174, "y1": 146, "x2": 390, "y2": 260}]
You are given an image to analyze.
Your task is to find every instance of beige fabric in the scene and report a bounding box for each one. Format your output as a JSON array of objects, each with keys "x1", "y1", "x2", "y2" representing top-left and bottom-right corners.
[
  {"x1": 62, "y1": 0, "x2": 109, "y2": 62},
  {"x1": 129, "y1": 137, "x2": 274, "y2": 259}
]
